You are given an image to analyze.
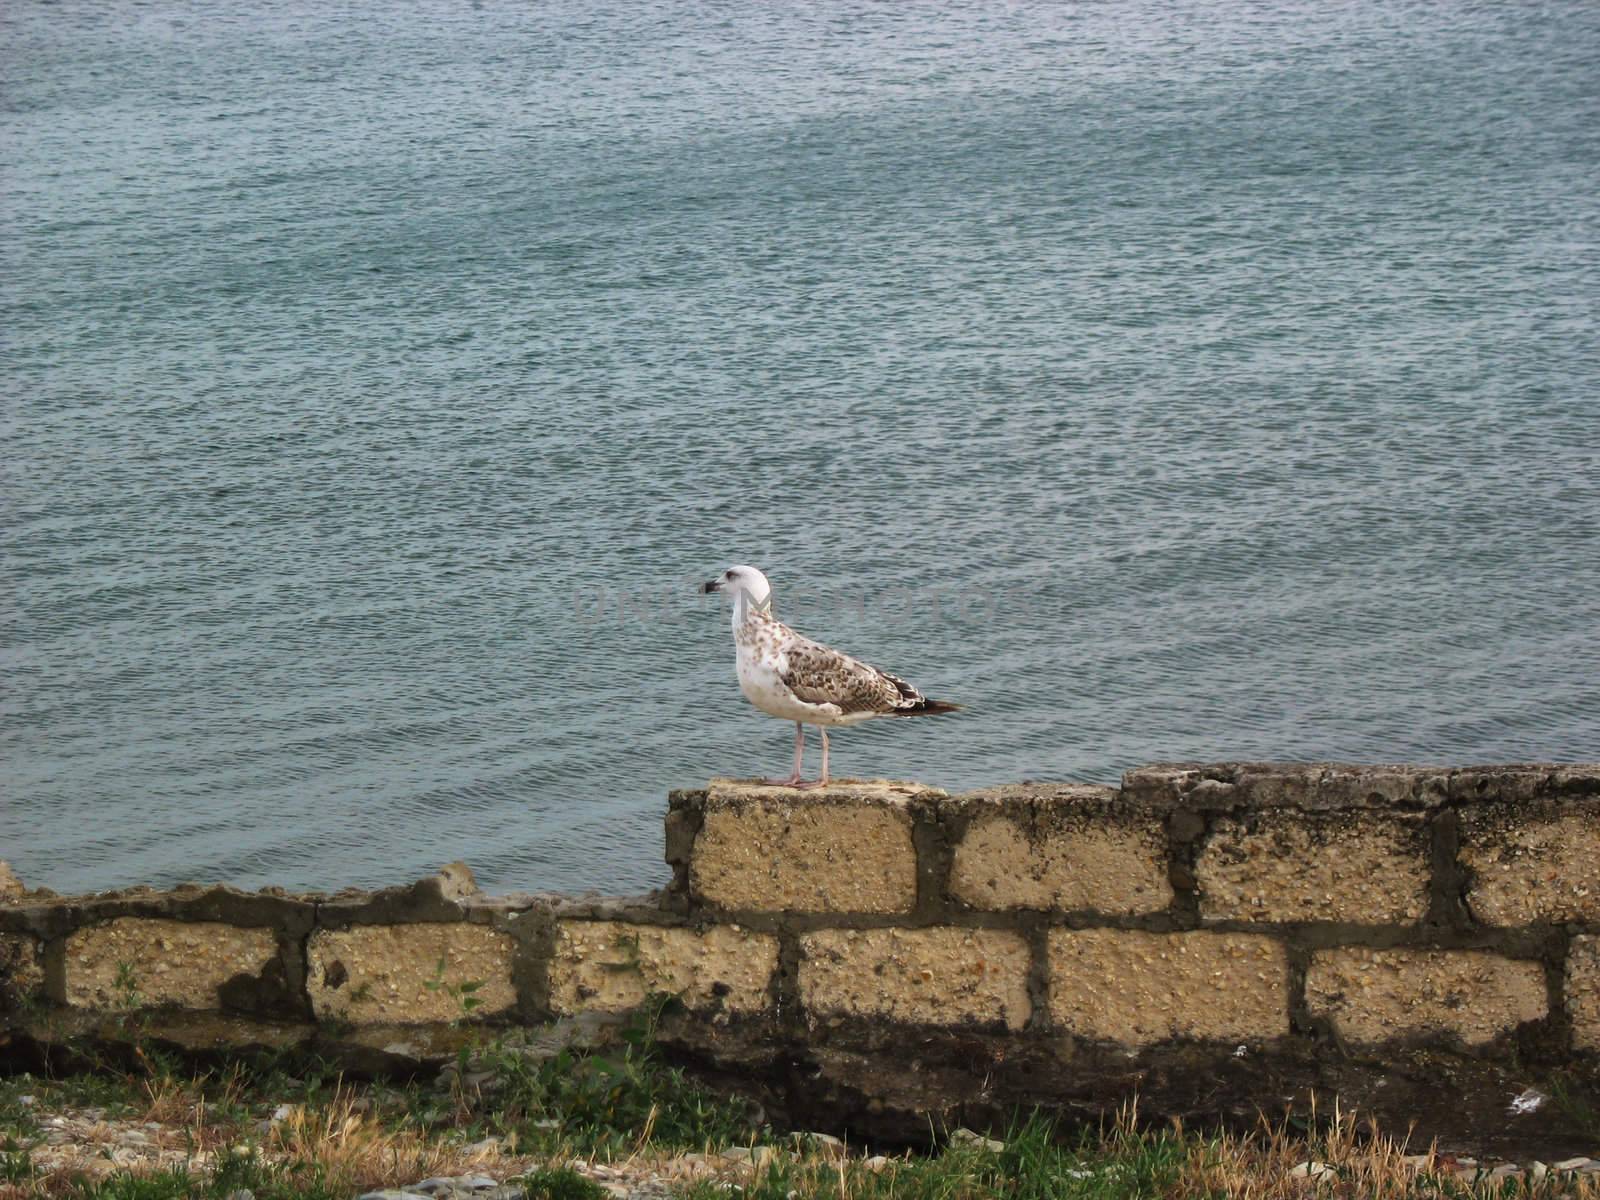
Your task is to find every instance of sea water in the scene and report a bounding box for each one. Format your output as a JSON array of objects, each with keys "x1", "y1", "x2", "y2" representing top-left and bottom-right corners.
[{"x1": 3, "y1": 1, "x2": 1597, "y2": 893}]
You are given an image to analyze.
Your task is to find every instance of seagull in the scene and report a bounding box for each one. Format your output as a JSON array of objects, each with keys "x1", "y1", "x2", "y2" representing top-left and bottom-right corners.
[{"x1": 700, "y1": 565, "x2": 960, "y2": 789}]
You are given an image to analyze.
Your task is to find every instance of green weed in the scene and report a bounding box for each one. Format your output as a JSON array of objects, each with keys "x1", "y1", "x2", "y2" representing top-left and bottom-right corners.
[
  {"x1": 520, "y1": 1165, "x2": 609, "y2": 1199},
  {"x1": 423, "y1": 957, "x2": 486, "y2": 1024},
  {"x1": 1, "y1": 1137, "x2": 39, "y2": 1186},
  {"x1": 474, "y1": 1001, "x2": 756, "y2": 1156},
  {"x1": 47, "y1": 1151, "x2": 345, "y2": 1199}
]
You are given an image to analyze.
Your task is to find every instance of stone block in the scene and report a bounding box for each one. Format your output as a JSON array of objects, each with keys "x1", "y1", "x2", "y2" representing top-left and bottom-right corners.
[
  {"x1": 306, "y1": 923, "x2": 517, "y2": 1024},
  {"x1": 1459, "y1": 801, "x2": 1600, "y2": 926},
  {"x1": 65, "y1": 918, "x2": 278, "y2": 1010},
  {"x1": 549, "y1": 921, "x2": 777, "y2": 1015},
  {"x1": 800, "y1": 927, "x2": 1031, "y2": 1030},
  {"x1": 689, "y1": 779, "x2": 928, "y2": 913},
  {"x1": 1, "y1": 933, "x2": 45, "y2": 1013},
  {"x1": 1568, "y1": 936, "x2": 1600, "y2": 1053},
  {"x1": 1306, "y1": 948, "x2": 1546, "y2": 1047},
  {"x1": 1122, "y1": 763, "x2": 1450, "y2": 812},
  {"x1": 948, "y1": 785, "x2": 1173, "y2": 914},
  {"x1": 1196, "y1": 810, "x2": 1430, "y2": 924},
  {"x1": 1450, "y1": 764, "x2": 1600, "y2": 804},
  {"x1": 311, "y1": 863, "x2": 483, "y2": 926},
  {"x1": 1048, "y1": 929, "x2": 1288, "y2": 1045}
]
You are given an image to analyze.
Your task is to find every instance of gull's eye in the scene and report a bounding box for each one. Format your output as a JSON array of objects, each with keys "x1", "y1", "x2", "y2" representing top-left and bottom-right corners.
[{"x1": 725, "y1": 570, "x2": 734, "y2": 580}]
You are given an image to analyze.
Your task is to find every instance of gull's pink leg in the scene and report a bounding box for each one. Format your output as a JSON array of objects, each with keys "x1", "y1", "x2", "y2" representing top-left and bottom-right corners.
[
  {"x1": 797, "y1": 728, "x2": 830, "y2": 790},
  {"x1": 763, "y1": 722, "x2": 806, "y2": 787}
]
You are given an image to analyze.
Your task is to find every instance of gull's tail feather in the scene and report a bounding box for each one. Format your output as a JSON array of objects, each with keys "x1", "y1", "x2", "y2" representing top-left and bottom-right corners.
[
  {"x1": 881, "y1": 672, "x2": 961, "y2": 716},
  {"x1": 891, "y1": 697, "x2": 962, "y2": 716}
]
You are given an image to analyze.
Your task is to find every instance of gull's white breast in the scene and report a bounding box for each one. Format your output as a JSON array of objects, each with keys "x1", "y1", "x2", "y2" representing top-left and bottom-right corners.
[
  {"x1": 735, "y1": 626, "x2": 851, "y2": 725},
  {"x1": 736, "y1": 636, "x2": 813, "y2": 721}
]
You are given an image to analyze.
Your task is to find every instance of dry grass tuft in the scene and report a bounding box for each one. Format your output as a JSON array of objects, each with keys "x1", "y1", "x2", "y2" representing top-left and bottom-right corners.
[
  {"x1": 264, "y1": 1085, "x2": 518, "y2": 1194},
  {"x1": 1164, "y1": 1098, "x2": 1599, "y2": 1200}
]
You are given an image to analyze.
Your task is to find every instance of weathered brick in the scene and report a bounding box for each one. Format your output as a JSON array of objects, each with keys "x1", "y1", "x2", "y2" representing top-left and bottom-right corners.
[
  {"x1": 949, "y1": 786, "x2": 1172, "y2": 914},
  {"x1": 1568, "y1": 936, "x2": 1600, "y2": 1053},
  {"x1": 1196, "y1": 810, "x2": 1430, "y2": 924},
  {"x1": 800, "y1": 927, "x2": 1031, "y2": 1030},
  {"x1": 66, "y1": 918, "x2": 278, "y2": 1011},
  {"x1": 1, "y1": 933, "x2": 45, "y2": 1013},
  {"x1": 1306, "y1": 948, "x2": 1546, "y2": 1047},
  {"x1": 1048, "y1": 930, "x2": 1288, "y2": 1045},
  {"x1": 690, "y1": 779, "x2": 926, "y2": 913},
  {"x1": 549, "y1": 921, "x2": 776, "y2": 1016},
  {"x1": 306, "y1": 924, "x2": 516, "y2": 1024},
  {"x1": 1459, "y1": 802, "x2": 1600, "y2": 926}
]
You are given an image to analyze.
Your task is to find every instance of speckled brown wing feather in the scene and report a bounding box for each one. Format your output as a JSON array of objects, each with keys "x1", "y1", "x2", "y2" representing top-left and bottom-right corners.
[{"x1": 779, "y1": 630, "x2": 920, "y2": 714}]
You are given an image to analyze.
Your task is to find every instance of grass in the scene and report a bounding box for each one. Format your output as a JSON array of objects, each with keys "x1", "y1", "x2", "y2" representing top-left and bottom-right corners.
[
  {"x1": 59, "y1": 1152, "x2": 346, "y2": 1200},
  {"x1": 465, "y1": 1031, "x2": 757, "y2": 1156},
  {"x1": 3, "y1": 1024, "x2": 1596, "y2": 1199},
  {"x1": 0, "y1": 1004, "x2": 761, "y2": 1198},
  {"x1": 672, "y1": 1105, "x2": 1600, "y2": 1200},
  {"x1": 520, "y1": 1166, "x2": 610, "y2": 1199}
]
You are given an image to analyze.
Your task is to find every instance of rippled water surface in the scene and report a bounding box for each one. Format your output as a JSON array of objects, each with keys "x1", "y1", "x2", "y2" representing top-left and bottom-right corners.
[{"x1": 3, "y1": 1, "x2": 1598, "y2": 895}]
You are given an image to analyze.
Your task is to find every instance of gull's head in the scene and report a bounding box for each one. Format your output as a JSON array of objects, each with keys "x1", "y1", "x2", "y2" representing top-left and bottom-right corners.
[{"x1": 700, "y1": 564, "x2": 772, "y2": 607}]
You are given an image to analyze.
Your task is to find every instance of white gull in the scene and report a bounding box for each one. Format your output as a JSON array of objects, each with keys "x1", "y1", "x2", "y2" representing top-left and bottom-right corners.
[{"x1": 700, "y1": 564, "x2": 960, "y2": 788}]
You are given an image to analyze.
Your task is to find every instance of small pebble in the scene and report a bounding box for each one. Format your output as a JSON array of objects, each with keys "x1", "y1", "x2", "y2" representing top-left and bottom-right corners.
[
  {"x1": 1287, "y1": 1161, "x2": 1335, "y2": 1180},
  {"x1": 950, "y1": 1127, "x2": 1006, "y2": 1153},
  {"x1": 721, "y1": 1146, "x2": 777, "y2": 1170}
]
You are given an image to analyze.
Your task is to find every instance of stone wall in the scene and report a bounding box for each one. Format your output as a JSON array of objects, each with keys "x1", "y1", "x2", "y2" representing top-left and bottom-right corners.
[{"x1": 4, "y1": 763, "x2": 1599, "y2": 1154}]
